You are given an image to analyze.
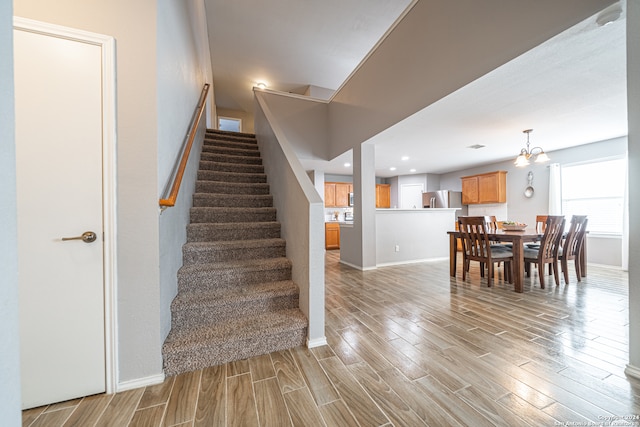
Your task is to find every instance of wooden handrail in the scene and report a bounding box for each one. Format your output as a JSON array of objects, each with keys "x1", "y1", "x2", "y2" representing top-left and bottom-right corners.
[{"x1": 159, "y1": 83, "x2": 210, "y2": 207}]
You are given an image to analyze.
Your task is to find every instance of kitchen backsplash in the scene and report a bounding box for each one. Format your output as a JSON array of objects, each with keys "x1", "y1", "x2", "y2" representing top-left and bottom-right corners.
[
  {"x1": 325, "y1": 207, "x2": 353, "y2": 221},
  {"x1": 467, "y1": 203, "x2": 508, "y2": 221}
]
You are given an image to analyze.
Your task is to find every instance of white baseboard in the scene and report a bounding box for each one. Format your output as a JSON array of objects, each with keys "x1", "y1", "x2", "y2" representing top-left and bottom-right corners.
[
  {"x1": 376, "y1": 257, "x2": 448, "y2": 268},
  {"x1": 625, "y1": 364, "x2": 640, "y2": 380},
  {"x1": 307, "y1": 336, "x2": 328, "y2": 348},
  {"x1": 339, "y1": 259, "x2": 377, "y2": 271},
  {"x1": 117, "y1": 373, "x2": 165, "y2": 392}
]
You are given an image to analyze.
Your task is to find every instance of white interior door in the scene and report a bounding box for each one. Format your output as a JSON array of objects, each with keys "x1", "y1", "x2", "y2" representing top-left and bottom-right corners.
[
  {"x1": 15, "y1": 26, "x2": 106, "y2": 409},
  {"x1": 400, "y1": 183, "x2": 425, "y2": 209}
]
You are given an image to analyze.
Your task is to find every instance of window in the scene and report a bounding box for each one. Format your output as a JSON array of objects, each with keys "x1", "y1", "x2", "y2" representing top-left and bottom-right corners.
[
  {"x1": 561, "y1": 158, "x2": 626, "y2": 235},
  {"x1": 218, "y1": 117, "x2": 241, "y2": 132}
]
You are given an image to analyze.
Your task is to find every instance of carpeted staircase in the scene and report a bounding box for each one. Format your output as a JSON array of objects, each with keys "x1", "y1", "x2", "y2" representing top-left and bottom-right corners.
[{"x1": 162, "y1": 129, "x2": 308, "y2": 376}]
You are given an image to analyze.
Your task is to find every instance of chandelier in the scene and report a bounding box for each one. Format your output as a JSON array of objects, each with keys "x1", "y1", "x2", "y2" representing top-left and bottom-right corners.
[{"x1": 514, "y1": 129, "x2": 550, "y2": 167}]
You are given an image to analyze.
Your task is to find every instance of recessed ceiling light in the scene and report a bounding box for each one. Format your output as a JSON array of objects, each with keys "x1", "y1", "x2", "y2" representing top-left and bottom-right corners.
[
  {"x1": 344, "y1": 162, "x2": 351, "y2": 167},
  {"x1": 467, "y1": 144, "x2": 486, "y2": 150},
  {"x1": 401, "y1": 156, "x2": 409, "y2": 161},
  {"x1": 410, "y1": 169, "x2": 416, "y2": 173},
  {"x1": 390, "y1": 167, "x2": 396, "y2": 171}
]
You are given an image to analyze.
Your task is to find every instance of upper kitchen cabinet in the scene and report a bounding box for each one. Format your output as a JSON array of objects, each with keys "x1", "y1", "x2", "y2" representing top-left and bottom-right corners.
[
  {"x1": 461, "y1": 171, "x2": 507, "y2": 204},
  {"x1": 325, "y1": 182, "x2": 352, "y2": 207},
  {"x1": 335, "y1": 183, "x2": 352, "y2": 207},
  {"x1": 324, "y1": 182, "x2": 337, "y2": 207},
  {"x1": 376, "y1": 184, "x2": 391, "y2": 208}
]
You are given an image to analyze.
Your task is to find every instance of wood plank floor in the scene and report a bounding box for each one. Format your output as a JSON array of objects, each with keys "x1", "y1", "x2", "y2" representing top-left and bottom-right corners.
[{"x1": 23, "y1": 251, "x2": 640, "y2": 426}]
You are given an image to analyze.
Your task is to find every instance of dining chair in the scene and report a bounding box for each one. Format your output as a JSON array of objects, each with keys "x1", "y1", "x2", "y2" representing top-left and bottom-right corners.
[
  {"x1": 523, "y1": 215, "x2": 565, "y2": 288},
  {"x1": 558, "y1": 215, "x2": 588, "y2": 284},
  {"x1": 527, "y1": 214, "x2": 551, "y2": 273},
  {"x1": 535, "y1": 215, "x2": 548, "y2": 233},
  {"x1": 458, "y1": 216, "x2": 513, "y2": 287}
]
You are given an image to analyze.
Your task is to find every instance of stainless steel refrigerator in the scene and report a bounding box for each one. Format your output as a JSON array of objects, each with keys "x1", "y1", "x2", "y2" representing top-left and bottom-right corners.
[{"x1": 422, "y1": 190, "x2": 466, "y2": 216}]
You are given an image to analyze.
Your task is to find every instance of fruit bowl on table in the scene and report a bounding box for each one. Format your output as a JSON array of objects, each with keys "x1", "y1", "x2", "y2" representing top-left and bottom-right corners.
[{"x1": 502, "y1": 223, "x2": 527, "y2": 231}]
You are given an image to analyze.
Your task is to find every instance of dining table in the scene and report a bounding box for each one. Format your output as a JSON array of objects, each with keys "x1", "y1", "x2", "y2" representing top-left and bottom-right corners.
[
  {"x1": 448, "y1": 225, "x2": 588, "y2": 293},
  {"x1": 447, "y1": 228, "x2": 543, "y2": 293}
]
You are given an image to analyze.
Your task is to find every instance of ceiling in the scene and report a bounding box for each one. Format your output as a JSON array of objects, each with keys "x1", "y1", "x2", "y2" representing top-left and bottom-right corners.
[{"x1": 205, "y1": 1, "x2": 627, "y2": 178}]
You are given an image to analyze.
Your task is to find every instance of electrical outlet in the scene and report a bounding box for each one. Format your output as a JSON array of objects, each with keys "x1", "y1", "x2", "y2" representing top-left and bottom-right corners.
[{"x1": 395, "y1": 245, "x2": 400, "y2": 252}]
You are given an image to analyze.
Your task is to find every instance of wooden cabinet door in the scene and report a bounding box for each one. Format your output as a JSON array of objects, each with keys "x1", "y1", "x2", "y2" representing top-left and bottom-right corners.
[
  {"x1": 335, "y1": 183, "x2": 350, "y2": 207},
  {"x1": 376, "y1": 184, "x2": 391, "y2": 208},
  {"x1": 478, "y1": 171, "x2": 507, "y2": 203},
  {"x1": 461, "y1": 176, "x2": 479, "y2": 204},
  {"x1": 478, "y1": 173, "x2": 500, "y2": 203},
  {"x1": 325, "y1": 223, "x2": 340, "y2": 250},
  {"x1": 324, "y1": 183, "x2": 336, "y2": 207},
  {"x1": 461, "y1": 171, "x2": 507, "y2": 204}
]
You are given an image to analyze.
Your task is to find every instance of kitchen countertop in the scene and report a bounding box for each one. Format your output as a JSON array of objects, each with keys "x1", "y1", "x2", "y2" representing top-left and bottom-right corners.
[{"x1": 325, "y1": 220, "x2": 353, "y2": 225}]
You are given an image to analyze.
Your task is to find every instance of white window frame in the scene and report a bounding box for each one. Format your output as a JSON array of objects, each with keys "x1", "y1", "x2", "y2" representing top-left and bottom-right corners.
[
  {"x1": 218, "y1": 116, "x2": 242, "y2": 132},
  {"x1": 560, "y1": 156, "x2": 626, "y2": 237}
]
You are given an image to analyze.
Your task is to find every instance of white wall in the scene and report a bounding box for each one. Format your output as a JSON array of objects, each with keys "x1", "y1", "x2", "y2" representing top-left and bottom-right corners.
[
  {"x1": 0, "y1": 0, "x2": 21, "y2": 423},
  {"x1": 157, "y1": 0, "x2": 212, "y2": 345},
  {"x1": 14, "y1": 0, "x2": 163, "y2": 384},
  {"x1": 376, "y1": 209, "x2": 456, "y2": 265},
  {"x1": 626, "y1": 0, "x2": 640, "y2": 376}
]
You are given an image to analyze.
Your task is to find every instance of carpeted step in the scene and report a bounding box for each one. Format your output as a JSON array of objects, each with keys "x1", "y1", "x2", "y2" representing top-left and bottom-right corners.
[
  {"x1": 162, "y1": 308, "x2": 307, "y2": 376},
  {"x1": 177, "y1": 257, "x2": 293, "y2": 293},
  {"x1": 200, "y1": 151, "x2": 263, "y2": 165},
  {"x1": 199, "y1": 160, "x2": 264, "y2": 174},
  {"x1": 206, "y1": 129, "x2": 257, "y2": 142},
  {"x1": 197, "y1": 170, "x2": 267, "y2": 184},
  {"x1": 163, "y1": 129, "x2": 307, "y2": 377},
  {"x1": 202, "y1": 145, "x2": 260, "y2": 158},
  {"x1": 192, "y1": 193, "x2": 273, "y2": 208},
  {"x1": 187, "y1": 222, "x2": 281, "y2": 242},
  {"x1": 190, "y1": 207, "x2": 276, "y2": 223},
  {"x1": 206, "y1": 128, "x2": 256, "y2": 137},
  {"x1": 182, "y1": 239, "x2": 286, "y2": 264},
  {"x1": 195, "y1": 180, "x2": 270, "y2": 195},
  {"x1": 170, "y1": 281, "x2": 299, "y2": 328},
  {"x1": 203, "y1": 139, "x2": 258, "y2": 151}
]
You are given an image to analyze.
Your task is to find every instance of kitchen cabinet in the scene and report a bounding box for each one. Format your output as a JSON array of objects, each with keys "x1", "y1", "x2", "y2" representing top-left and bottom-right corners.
[
  {"x1": 376, "y1": 184, "x2": 391, "y2": 208},
  {"x1": 324, "y1": 183, "x2": 337, "y2": 207},
  {"x1": 325, "y1": 222, "x2": 340, "y2": 250},
  {"x1": 335, "y1": 183, "x2": 352, "y2": 207},
  {"x1": 324, "y1": 182, "x2": 352, "y2": 207},
  {"x1": 461, "y1": 171, "x2": 507, "y2": 204}
]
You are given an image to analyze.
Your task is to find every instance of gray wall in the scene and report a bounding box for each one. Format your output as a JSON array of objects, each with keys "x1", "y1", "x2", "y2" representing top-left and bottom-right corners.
[
  {"x1": 157, "y1": 0, "x2": 212, "y2": 347},
  {"x1": 254, "y1": 92, "x2": 326, "y2": 345},
  {"x1": 327, "y1": 0, "x2": 615, "y2": 158},
  {"x1": 256, "y1": 92, "x2": 329, "y2": 162},
  {"x1": 13, "y1": 0, "x2": 206, "y2": 385},
  {"x1": 0, "y1": 0, "x2": 21, "y2": 423}
]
